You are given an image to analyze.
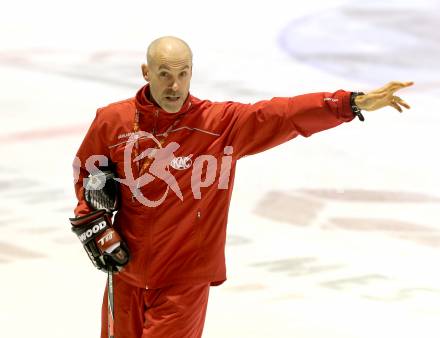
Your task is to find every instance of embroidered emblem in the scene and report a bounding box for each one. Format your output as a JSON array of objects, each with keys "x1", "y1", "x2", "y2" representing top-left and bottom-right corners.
[{"x1": 170, "y1": 155, "x2": 193, "y2": 170}]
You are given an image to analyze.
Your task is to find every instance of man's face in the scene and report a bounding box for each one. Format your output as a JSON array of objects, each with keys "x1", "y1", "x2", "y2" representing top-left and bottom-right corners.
[{"x1": 145, "y1": 58, "x2": 192, "y2": 113}]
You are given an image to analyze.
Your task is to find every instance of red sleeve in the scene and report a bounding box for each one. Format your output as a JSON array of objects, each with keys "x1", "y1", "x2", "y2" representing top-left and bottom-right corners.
[
  {"x1": 225, "y1": 90, "x2": 354, "y2": 158},
  {"x1": 73, "y1": 109, "x2": 110, "y2": 217}
]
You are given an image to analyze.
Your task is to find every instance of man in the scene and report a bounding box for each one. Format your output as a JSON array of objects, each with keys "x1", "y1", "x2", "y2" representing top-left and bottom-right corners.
[{"x1": 71, "y1": 36, "x2": 413, "y2": 338}]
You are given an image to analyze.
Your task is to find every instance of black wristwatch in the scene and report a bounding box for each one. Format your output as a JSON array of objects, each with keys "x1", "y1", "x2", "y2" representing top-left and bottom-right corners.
[{"x1": 350, "y1": 92, "x2": 365, "y2": 122}]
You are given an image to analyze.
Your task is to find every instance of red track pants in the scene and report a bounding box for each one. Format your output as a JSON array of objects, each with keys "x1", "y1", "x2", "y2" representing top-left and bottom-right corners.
[{"x1": 101, "y1": 275, "x2": 210, "y2": 338}]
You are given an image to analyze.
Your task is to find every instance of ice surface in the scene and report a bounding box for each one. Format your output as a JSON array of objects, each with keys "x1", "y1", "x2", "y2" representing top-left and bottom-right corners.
[{"x1": 1, "y1": 0, "x2": 439, "y2": 337}]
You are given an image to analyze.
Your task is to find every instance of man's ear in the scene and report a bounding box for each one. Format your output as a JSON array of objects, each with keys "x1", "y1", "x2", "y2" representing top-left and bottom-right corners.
[{"x1": 141, "y1": 64, "x2": 150, "y2": 81}]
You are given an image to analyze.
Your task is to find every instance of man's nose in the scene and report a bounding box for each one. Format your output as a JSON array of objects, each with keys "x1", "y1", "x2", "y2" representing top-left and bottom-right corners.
[{"x1": 171, "y1": 81, "x2": 179, "y2": 92}]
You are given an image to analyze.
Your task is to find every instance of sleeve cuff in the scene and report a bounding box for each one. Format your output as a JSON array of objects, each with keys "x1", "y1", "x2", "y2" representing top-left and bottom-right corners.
[{"x1": 338, "y1": 90, "x2": 357, "y2": 122}]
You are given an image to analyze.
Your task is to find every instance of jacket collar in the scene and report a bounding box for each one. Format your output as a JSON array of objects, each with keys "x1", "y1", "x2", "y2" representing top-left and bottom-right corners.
[{"x1": 134, "y1": 84, "x2": 192, "y2": 120}]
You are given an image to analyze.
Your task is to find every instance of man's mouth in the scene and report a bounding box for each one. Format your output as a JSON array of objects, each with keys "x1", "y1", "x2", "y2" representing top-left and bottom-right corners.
[{"x1": 165, "y1": 96, "x2": 180, "y2": 102}]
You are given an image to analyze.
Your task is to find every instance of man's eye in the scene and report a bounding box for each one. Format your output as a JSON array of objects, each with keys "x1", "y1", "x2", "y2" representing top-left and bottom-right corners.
[
  {"x1": 159, "y1": 72, "x2": 168, "y2": 78},
  {"x1": 180, "y1": 71, "x2": 187, "y2": 77}
]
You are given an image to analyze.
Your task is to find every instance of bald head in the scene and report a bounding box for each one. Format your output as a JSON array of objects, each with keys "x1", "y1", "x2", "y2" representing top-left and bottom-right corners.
[
  {"x1": 146, "y1": 36, "x2": 193, "y2": 67},
  {"x1": 141, "y1": 36, "x2": 193, "y2": 113}
]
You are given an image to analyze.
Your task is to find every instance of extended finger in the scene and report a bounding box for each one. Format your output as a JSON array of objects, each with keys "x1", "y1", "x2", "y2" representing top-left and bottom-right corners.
[
  {"x1": 389, "y1": 81, "x2": 414, "y2": 93},
  {"x1": 390, "y1": 101, "x2": 403, "y2": 113},
  {"x1": 393, "y1": 96, "x2": 411, "y2": 109},
  {"x1": 396, "y1": 81, "x2": 414, "y2": 87}
]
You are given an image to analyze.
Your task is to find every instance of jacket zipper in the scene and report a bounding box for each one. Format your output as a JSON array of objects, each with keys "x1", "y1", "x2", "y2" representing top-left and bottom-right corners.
[
  {"x1": 196, "y1": 210, "x2": 202, "y2": 249},
  {"x1": 152, "y1": 109, "x2": 159, "y2": 135}
]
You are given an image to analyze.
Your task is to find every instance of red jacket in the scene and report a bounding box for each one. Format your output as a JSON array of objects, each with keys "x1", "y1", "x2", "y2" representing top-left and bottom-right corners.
[{"x1": 73, "y1": 84, "x2": 355, "y2": 289}]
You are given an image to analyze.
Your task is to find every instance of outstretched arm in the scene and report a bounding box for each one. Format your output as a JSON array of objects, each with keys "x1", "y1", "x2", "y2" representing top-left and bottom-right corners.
[{"x1": 355, "y1": 81, "x2": 414, "y2": 113}]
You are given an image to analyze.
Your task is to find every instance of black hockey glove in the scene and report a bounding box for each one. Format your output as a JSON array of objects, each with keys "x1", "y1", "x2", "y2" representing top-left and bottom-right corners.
[{"x1": 70, "y1": 209, "x2": 129, "y2": 272}]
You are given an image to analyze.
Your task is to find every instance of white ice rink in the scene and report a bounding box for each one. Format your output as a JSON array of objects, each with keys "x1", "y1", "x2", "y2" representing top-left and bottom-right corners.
[{"x1": 1, "y1": 0, "x2": 439, "y2": 337}]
